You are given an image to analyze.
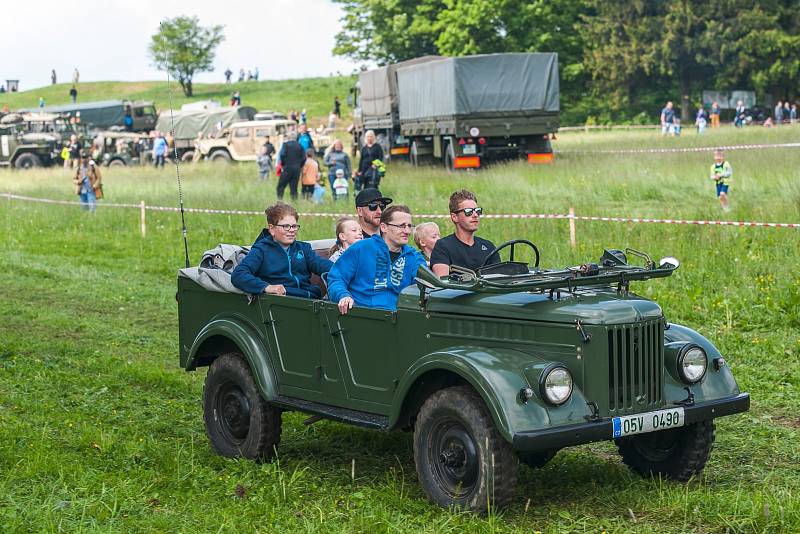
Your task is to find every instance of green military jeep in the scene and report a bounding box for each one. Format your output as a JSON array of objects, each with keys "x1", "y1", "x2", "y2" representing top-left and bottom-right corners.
[{"x1": 177, "y1": 240, "x2": 749, "y2": 512}]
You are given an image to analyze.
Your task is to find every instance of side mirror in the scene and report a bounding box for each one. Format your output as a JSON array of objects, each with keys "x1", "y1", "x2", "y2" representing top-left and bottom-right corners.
[{"x1": 659, "y1": 257, "x2": 680, "y2": 270}]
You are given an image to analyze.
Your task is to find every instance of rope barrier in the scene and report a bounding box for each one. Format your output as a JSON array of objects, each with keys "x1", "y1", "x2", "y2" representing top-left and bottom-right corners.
[
  {"x1": 555, "y1": 142, "x2": 800, "y2": 155},
  {"x1": 3, "y1": 193, "x2": 798, "y2": 229}
]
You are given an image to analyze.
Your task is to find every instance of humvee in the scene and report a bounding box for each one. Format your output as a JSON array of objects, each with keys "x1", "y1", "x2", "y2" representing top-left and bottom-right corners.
[
  {"x1": 194, "y1": 120, "x2": 333, "y2": 162},
  {"x1": 176, "y1": 240, "x2": 749, "y2": 512}
]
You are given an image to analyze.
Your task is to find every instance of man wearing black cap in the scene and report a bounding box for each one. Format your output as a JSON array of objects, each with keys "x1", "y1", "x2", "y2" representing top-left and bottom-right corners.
[{"x1": 354, "y1": 187, "x2": 392, "y2": 238}]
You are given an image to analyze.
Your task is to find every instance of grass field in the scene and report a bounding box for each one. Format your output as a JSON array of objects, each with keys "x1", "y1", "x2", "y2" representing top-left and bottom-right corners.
[
  {"x1": 1, "y1": 124, "x2": 799, "y2": 532},
  {"x1": 0, "y1": 78, "x2": 355, "y2": 127}
]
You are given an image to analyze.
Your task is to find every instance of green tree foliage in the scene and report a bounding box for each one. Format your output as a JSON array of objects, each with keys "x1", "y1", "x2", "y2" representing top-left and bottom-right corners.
[
  {"x1": 149, "y1": 16, "x2": 225, "y2": 97},
  {"x1": 333, "y1": 0, "x2": 799, "y2": 124}
]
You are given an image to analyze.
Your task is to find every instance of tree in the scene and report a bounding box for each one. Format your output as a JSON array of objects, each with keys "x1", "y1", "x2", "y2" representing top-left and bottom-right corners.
[{"x1": 149, "y1": 16, "x2": 225, "y2": 97}]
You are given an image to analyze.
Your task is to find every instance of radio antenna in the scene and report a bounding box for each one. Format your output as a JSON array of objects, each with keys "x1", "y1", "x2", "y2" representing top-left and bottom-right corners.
[{"x1": 163, "y1": 28, "x2": 191, "y2": 269}]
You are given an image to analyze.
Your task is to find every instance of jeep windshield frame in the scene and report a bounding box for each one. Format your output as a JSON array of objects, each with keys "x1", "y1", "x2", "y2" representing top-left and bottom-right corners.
[{"x1": 416, "y1": 262, "x2": 677, "y2": 295}]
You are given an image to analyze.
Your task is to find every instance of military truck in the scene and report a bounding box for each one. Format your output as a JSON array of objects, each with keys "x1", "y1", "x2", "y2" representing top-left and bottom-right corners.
[
  {"x1": 176, "y1": 240, "x2": 749, "y2": 512},
  {"x1": 20, "y1": 100, "x2": 157, "y2": 132},
  {"x1": 0, "y1": 112, "x2": 84, "y2": 169},
  {"x1": 92, "y1": 130, "x2": 150, "y2": 167},
  {"x1": 350, "y1": 56, "x2": 440, "y2": 159},
  {"x1": 154, "y1": 106, "x2": 256, "y2": 162},
  {"x1": 351, "y1": 53, "x2": 560, "y2": 170},
  {"x1": 194, "y1": 119, "x2": 295, "y2": 162}
]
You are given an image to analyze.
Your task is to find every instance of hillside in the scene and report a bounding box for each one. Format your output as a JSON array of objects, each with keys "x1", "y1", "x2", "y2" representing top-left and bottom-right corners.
[{"x1": 0, "y1": 76, "x2": 355, "y2": 126}]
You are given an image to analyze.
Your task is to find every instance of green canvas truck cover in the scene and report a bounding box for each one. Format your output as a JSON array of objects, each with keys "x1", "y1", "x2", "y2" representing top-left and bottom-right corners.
[
  {"x1": 20, "y1": 100, "x2": 127, "y2": 129},
  {"x1": 397, "y1": 53, "x2": 559, "y2": 121},
  {"x1": 360, "y1": 56, "x2": 441, "y2": 123},
  {"x1": 155, "y1": 106, "x2": 256, "y2": 141}
]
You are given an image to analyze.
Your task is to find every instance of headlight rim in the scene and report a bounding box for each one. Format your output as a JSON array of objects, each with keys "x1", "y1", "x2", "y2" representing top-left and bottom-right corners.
[
  {"x1": 538, "y1": 363, "x2": 574, "y2": 406},
  {"x1": 677, "y1": 343, "x2": 707, "y2": 384}
]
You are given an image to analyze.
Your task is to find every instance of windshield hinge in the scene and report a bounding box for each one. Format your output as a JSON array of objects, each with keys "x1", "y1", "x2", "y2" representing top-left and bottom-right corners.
[{"x1": 575, "y1": 319, "x2": 592, "y2": 343}]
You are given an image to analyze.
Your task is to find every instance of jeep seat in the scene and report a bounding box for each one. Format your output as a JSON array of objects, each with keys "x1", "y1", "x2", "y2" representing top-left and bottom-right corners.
[{"x1": 307, "y1": 238, "x2": 336, "y2": 299}]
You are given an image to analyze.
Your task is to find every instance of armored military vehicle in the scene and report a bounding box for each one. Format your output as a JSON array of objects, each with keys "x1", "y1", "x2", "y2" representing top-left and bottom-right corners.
[
  {"x1": 0, "y1": 112, "x2": 84, "y2": 169},
  {"x1": 176, "y1": 240, "x2": 749, "y2": 512},
  {"x1": 194, "y1": 119, "x2": 295, "y2": 162}
]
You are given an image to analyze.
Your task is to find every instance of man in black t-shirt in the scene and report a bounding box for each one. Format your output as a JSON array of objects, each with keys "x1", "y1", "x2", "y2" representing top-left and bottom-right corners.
[{"x1": 430, "y1": 189, "x2": 499, "y2": 276}]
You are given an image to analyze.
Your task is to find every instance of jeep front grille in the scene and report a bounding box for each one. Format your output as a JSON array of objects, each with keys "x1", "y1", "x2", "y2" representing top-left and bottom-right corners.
[{"x1": 607, "y1": 319, "x2": 664, "y2": 415}]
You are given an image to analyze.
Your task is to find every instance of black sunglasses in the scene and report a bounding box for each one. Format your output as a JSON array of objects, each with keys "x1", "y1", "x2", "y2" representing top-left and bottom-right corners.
[
  {"x1": 367, "y1": 201, "x2": 390, "y2": 211},
  {"x1": 453, "y1": 207, "x2": 483, "y2": 217}
]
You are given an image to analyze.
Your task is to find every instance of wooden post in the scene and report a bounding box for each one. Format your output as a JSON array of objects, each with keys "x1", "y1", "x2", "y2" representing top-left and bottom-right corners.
[
  {"x1": 140, "y1": 200, "x2": 146, "y2": 238},
  {"x1": 569, "y1": 207, "x2": 576, "y2": 248}
]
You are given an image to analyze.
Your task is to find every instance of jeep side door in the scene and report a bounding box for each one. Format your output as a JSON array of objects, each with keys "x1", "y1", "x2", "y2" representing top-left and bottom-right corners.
[
  {"x1": 230, "y1": 126, "x2": 254, "y2": 159},
  {"x1": 322, "y1": 306, "x2": 400, "y2": 408}
]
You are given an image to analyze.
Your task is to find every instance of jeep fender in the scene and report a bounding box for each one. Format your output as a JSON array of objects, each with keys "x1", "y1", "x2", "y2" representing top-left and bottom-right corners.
[
  {"x1": 187, "y1": 316, "x2": 277, "y2": 401},
  {"x1": 390, "y1": 346, "x2": 591, "y2": 443},
  {"x1": 664, "y1": 323, "x2": 741, "y2": 403}
]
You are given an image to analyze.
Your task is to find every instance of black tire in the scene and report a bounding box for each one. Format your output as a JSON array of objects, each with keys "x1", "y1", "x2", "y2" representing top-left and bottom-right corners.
[
  {"x1": 108, "y1": 159, "x2": 126, "y2": 167},
  {"x1": 209, "y1": 150, "x2": 232, "y2": 162},
  {"x1": 203, "y1": 352, "x2": 281, "y2": 462},
  {"x1": 14, "y1": 152, "x2": 41, "y2": 169},
  {"x1": 414, "y1": 385, "x2": 518, "y2": 513},
  {"x1": 180, "y1": 150, "x2": 195, "y2": 163},
  {"x1": 518, "y1": 449, "x2": 558, "y2": 469},
  {"x1": 616, "y1": 420, "x2": 715, "y2": 481}
]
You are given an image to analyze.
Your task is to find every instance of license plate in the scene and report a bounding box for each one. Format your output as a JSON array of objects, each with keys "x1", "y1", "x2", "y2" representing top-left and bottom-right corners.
[
  {"x1": 612, "y1": 407, "x2": 684, "y2": 438},
  {"x1": 462, "y1": 144, "x2": 477, "y2": 155}
]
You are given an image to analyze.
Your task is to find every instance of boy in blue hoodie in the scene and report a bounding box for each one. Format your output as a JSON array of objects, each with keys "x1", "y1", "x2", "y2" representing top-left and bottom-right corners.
[
  {"x1": 231, "y1": 202, "x2": 332, "y2": 298},
  {"x1": 328, "y1": 205, "x2": 427, "y2": 314}
]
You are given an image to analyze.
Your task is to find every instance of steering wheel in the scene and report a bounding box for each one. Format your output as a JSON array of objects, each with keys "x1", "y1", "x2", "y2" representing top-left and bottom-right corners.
[{"x1": 480, "y1": 239, "x2": 540, "y2": 269}]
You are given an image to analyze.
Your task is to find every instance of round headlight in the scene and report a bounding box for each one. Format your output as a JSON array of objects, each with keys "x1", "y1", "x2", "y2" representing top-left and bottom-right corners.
[
  {"x1": 678, "y1": 345, "x2": 707, "y2": 384},
  {"x1": 541, "y1": 366, "x2": 573, "y2": 406}
]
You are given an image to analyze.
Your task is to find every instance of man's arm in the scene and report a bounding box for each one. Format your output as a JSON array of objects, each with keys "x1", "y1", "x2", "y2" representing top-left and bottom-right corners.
[
  {"x1": 429, "y1": 239, "x2": 450, "y2": 277},
  {"x1": 304, "y1": 243, "x2": 333, "y2": 275}
]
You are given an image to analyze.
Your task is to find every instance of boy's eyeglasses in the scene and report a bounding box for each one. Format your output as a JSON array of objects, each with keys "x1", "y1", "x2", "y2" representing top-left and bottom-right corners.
[
  {"x1": 385, "y1": 223, "x2": 414, "y2": 230},
  {"x1": 452, "y1": 207, "x2": 483, "y2": 217},
  {"x1": 367, "y1": 201, "x2": 390, "y2": 211},
  {"x1": 273, "y1": 224, "x2": 300, "y2": 231}
]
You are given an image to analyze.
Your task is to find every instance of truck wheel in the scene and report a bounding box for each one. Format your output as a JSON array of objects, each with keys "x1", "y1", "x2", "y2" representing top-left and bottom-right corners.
[
  {"x1": 616, "y1": 420, "x2": 715, "y2": 481},
  {"x1": 209, "y1": 150, "x2": 231, "y2": 162},
  {"x1": 203, "y1": 352, "x2": 281, "y2": 462},
  {"x1": 180, "y1": 150, "x2": 195, "y2": 163},
  {"x1": 414, "y1": 386, "x2": 517, "y2": 513},
  {"x1": 14, "y1": 153, "x2": 41, "y2": 169},
  {"x1": 108, "y1": 159, "x2": 126, "y2": 167},
  {"x1": 518, "y1": 449, "x2": 558, "y2": 469}
]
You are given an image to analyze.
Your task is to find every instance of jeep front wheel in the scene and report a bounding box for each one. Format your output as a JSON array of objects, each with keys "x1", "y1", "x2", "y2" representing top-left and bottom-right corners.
[
  {"x1": 14, "y1": 153, "x2": 41, "y2": 169},
  {"x1": 616, "y1": 420, "x2": 715, "y2": 481},
  {"x1": 413, "y1": 386, "x2": 517, "y2": 513},
  {"x1": 203, "y1": 352, "x2": 281, "y2": 462}
]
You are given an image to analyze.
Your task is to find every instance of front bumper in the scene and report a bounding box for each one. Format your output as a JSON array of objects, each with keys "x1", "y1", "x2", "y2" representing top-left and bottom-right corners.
[{"x1": 512, "y1": 392, "x2": 750, "y2": 452}]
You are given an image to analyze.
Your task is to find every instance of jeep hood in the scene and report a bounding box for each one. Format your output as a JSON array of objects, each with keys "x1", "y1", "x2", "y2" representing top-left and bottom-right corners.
[{"x1": 399, "y1": 287, "x2": 662, "y2": 325}]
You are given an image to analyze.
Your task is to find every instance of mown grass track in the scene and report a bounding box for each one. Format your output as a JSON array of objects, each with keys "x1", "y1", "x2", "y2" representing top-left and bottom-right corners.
[{"x1": 0, "y1": 124, "x2": 798, "y2": 532}]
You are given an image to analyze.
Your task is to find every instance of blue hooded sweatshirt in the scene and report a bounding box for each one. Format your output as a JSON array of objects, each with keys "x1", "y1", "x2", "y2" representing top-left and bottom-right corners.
[
  {"x1": 327, "y1": 234, "x2": 427, "y2": 311},
  {"x1": 231, "y1": 229, "x2": 332, "y2": 298}
]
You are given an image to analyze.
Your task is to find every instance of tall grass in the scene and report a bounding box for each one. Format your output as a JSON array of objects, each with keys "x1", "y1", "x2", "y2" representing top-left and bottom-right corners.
[{"x1": 0, "y1": 125, "x2": 798, "y2": 532}]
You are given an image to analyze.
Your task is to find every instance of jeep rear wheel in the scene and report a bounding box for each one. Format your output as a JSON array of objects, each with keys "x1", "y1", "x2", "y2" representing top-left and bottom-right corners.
[
  {"x1": 413, "y1": 386, "x2": 517, "y2": 513},
  {"x1": 209, "y1": 150, "x2": 231, "y2": 162},
  {"x1": 203, "y1": 352, "x2": 281, "y2": 461},
  {"x1": 108, "y1": 159, "x2": 126, "y2": 167},
  {"x1": 14, "y1": 153, "x2": 41, "y2": 169},
  {"x1": 616, "y1": 420, "x2": 715, "y2": 481}
]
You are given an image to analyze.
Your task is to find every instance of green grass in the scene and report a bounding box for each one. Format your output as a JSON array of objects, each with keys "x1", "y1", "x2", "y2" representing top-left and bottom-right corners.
[
  {"x1": 0, "y1": 77, "x2": 355, "y2": 127},
  {"x1": 1, "y1": 124, "x2": 798, "y2": 532}
]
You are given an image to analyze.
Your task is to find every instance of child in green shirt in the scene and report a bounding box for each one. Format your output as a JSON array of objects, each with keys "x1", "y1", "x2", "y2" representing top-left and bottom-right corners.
[{"x1": 710, "y1": 150, "x2": 732, "y2": 211}]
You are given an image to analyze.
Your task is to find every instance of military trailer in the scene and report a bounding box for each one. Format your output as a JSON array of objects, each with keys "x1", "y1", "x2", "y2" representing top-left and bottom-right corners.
[
  {"x1": 350, "y1": 56, "x2": 440, "y2": 159},
  {"x1": 20, "y1": 100, "x2": 157, "y2": 132},
  {"x1": 398, "y1": 53, "x2": 559, "y2": 170},
  {"x1": 176, "y1": 240, "x2": 749, "y2": 512},
  {"x1": 155, "y1": 106, "x2": 256, "y2": 162}
]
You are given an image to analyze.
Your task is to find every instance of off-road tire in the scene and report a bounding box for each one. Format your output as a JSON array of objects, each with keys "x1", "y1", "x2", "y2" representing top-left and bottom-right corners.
[
  {"x1": 14, "y1": 152, "x2": 41, "y2": 169},
  {"x1": 518, "y1": 449, "x2": 558, "y2": 469},
  {"x1": 209, "y1": 150, "x2": 232, "y2": 162},
  {"x1": 616, "y1": 420, "x2": 715, "y2": 481},
  {"x1": 203, "y1": 352, "x2": 281, "y2": 462},
  {"x1": 108, "y1": 159, "x2": 126, "y2": 167},
  {"x1": 180, "y1": 150, "x2": 195, "y2": 163},
  {"x1": 414, "y1": 386, "x2": 518, "y2": 513}
]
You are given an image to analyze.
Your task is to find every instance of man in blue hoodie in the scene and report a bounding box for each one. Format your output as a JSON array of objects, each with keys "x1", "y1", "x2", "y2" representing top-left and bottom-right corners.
[
  {"x1": 231, "y1": 202, "x2": 332, "y2": 298},
  {"x1": 328, "y1": 205, "x2": 427, "y2": 314}
]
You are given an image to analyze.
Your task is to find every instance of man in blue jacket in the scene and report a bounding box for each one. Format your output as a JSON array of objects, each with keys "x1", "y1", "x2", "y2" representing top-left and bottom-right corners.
[
  {"x1": 232, "y1": 202, "x2": 332, "y2": 298},
  {"x1": 328, "y1": 205, "x2": 427, "y2": 314}
]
